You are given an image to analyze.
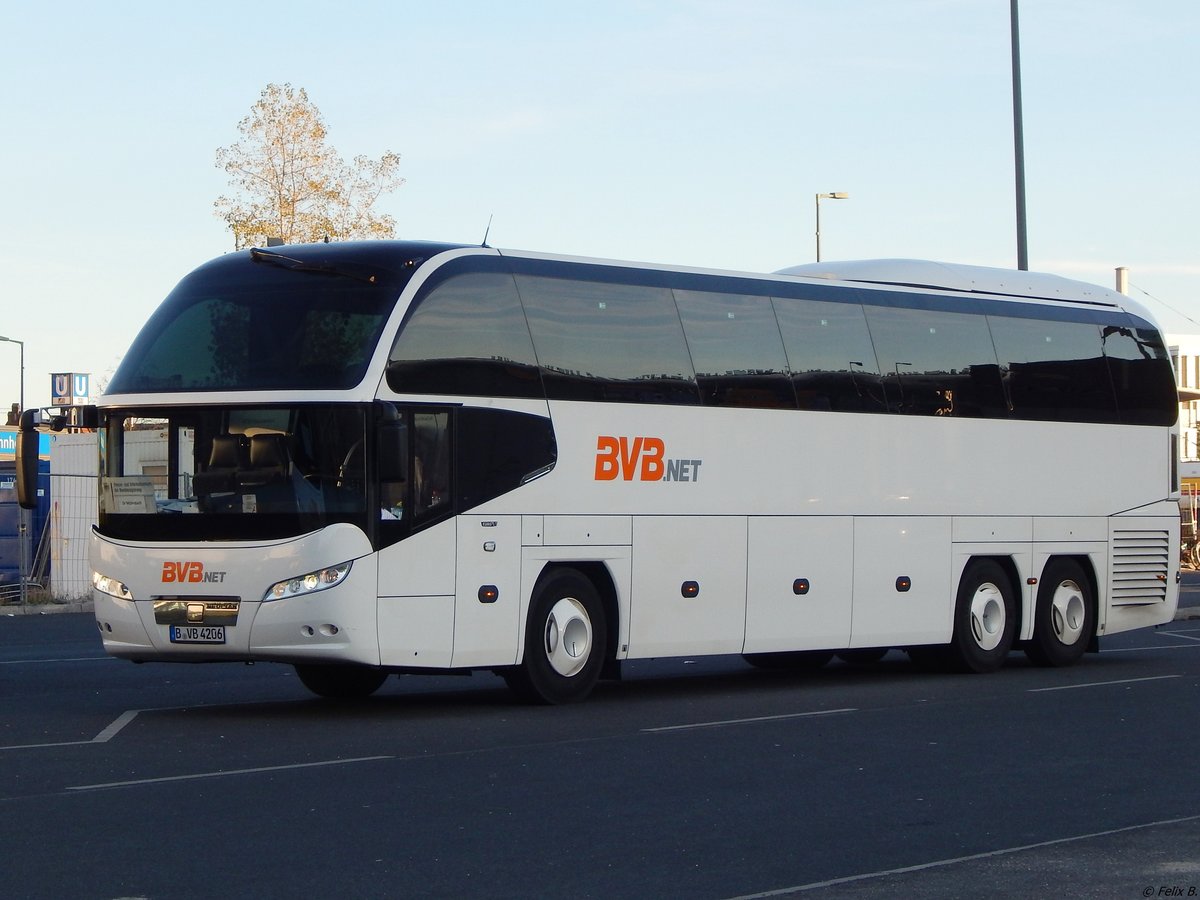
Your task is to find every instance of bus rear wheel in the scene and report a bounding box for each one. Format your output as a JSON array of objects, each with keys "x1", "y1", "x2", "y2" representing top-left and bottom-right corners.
[
  {"x1": 504, "y1": 569, "x2": 606, "y2": 704},
  {"x1": 948, "y1": 560, "x2": 1016, "y2": 673},
  {"x1": 294, "y1": 663, "x2": 388, "y2": 699},
  {"x1": 1025, "y1": 559, "x2": 1094, "y2": 667}
]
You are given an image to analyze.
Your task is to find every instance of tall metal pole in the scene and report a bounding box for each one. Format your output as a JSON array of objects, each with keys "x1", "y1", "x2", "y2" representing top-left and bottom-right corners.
[
  {"x1": 1011, "y1": 0, "x2": 1029, "y2": 270},
  {"x1": 815, "y1": 194, "x2": 823, "y2": 262},
  {"x1": 815, "y1": 192, "x2": 849, "y2": 262},
  {"x1": 17, "y1": 339, "x2": 25, "y2": 606},
  {"x1": 1, "y1": 336, "x2": 27, "y2": 604},
  {"x1": 0, "y1": 336, "x2": 21, "y2": 418}
]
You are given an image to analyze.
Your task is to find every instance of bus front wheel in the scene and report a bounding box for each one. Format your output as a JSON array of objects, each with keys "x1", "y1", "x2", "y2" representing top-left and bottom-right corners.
[
  {"x1": 295, "y1": 663, "x2": 388, "y2": 699},
  {"x1": 1025, "y1": 559, "x2": 1094, "y2": 667},
  {"x1": 504, "y1": 569, "x2": 606, "y2": 704},
  {"x1": 948, "y1": 560, "x2": 1016, "y2": 673}
]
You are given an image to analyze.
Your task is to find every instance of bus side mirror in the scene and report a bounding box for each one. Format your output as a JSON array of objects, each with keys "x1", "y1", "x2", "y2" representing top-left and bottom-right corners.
[{"x1": 15, "y1": 408, "x2": 41, "y2": 510}]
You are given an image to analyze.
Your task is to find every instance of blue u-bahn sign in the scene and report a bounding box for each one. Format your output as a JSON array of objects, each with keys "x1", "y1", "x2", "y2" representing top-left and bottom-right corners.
[{"x1": 51, "y1": 372, "x2": 90, "y2": 407}]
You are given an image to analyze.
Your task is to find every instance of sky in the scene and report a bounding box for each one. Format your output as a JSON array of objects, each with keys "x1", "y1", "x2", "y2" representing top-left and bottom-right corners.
[{"x1": 1, "y1": 0, "x2": 1197, "y2": 412}]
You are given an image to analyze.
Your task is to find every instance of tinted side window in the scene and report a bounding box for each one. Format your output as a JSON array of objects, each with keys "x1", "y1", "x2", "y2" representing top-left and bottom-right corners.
[
  {"x1": 456, "y1": 408, "x2": 557, "y2": 512},
  {"x1": 865, "y1": 306, "x2": 1007, "y2": 417},
  {"x1": 1102, "y1": 322, "x2": 1179, "y2": 426},
  {"x1": 376, "y1": 408, "x2": 453, "y2": 547},
  {"x1": 988, "y1": 316, "x2": 1116, "y2": 423},
  {"x1": 387, "y1": 272, "x2": 543, "y2": 399},
  {"x1": 517, "y1": 275, "x2": 700, "y2": 405},
  {"x1": 773, "y1": 297, "x2": 886, "y2": 412},
  {"x1": 673, "y1": 289, "x2": 796, "y2": 409}
]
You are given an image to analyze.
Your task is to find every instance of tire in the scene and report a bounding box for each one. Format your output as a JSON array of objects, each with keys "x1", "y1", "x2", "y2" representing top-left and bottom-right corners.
[
  {"x1": 295, "y1": 663, "x2": 388, "y2": 699},
  {"x1": 1025, "y1": 559, "x2": 1095, "y2": 667},
  {"x1": 743, "y1": 650, "x2": 834, "y2": 670},
  {"x1": 947, "y1": 559, "x2": 1017, "y2": 673},
  {"x1": 504, "y1": 569, "x2": 606, "y2": 704}
]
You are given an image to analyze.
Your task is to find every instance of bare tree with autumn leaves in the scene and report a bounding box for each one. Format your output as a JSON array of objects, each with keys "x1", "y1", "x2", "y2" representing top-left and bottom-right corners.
[{"x1": 214, "y1": 83, "x2": 404, "y2": 249}]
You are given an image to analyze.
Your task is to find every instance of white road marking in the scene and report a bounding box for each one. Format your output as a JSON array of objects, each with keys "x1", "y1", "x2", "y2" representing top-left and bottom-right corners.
[
  {"x1": 1, "y1": 708, "x2": 145, "y2": 751},
  {"x1": 92, "y1": 709, "x2": 141, "y2": 743},
  {"x1": 1159, "y1": 630, "x2": 1200, "y2": 643},
  {"x1": 1102, "y1": 642, "x2": 1200, "y2": 653},
  {"x1": 67, "y1": 756, "x2": 394, "y2": 791},
  {"x1": 1027, "y1": 674, "x2": 1181, "y2": 693},
  {"x1": 0, "y1": 656, "x2": 112, "y2": 665},
  {"x1": 643, "y1": 708, "x2": 856, "y2": 733},
  {"x1": 724, "y1": 813, "x2": 1200, "y2": 898}
]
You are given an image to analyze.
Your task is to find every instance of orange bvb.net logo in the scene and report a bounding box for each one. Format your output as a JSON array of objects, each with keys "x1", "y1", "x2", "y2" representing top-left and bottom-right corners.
[
  {"x1": 161, "y1": 562, "x2": 227, "y2": 583},
  {"x1": 594, "y1": 436, "x2": 703, "y2": 483}
]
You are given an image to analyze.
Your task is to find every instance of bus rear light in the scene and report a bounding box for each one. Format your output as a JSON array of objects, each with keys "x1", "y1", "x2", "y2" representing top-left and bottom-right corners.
[{"x1": 265, "y1": 562, "x2": 352, "y2": 602}]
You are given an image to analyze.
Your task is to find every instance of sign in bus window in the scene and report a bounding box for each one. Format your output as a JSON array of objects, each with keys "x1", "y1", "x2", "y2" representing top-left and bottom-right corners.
[{"x1": 103, "y1": 477, "x2": 157, "y2": 514}]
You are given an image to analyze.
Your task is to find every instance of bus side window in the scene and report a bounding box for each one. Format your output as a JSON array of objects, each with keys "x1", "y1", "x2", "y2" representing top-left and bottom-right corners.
[
  {"x1": 387, "y1": 271, "x2": 542, "y2": 399},
  {"x1": 378, "y1": 419, "x2": 408, "y2": 520},
  {"x1": 989, "y1": 316, "x2": 1117, "y2": 423},
  {"x1": 1102, "y1": 321, "x2": 1179, "y2": 426},
  {"x1": 673, "y1": 289, "x2": 797, "y2": 409},
  {"x1": 865, "y1": 305, "x2": 1007, "y2": 418},
  {"x1": 413, "y1": 411, "x2": 451, "y2": 518},
  {"x1": 518, "y1": 274, "x2": 700, "y2": 405},
  {"x1": 774, "y1": 296, "x2": 887, "y2": 413}
]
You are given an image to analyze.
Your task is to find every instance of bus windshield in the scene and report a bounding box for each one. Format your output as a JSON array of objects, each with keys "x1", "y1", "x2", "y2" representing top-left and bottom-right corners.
[
  {"x1": 105, "y1": 246, "x2": 417, "y2": 394},
  {"x1": 97, "y1": 404, "x2": 369, "y2": 541}
]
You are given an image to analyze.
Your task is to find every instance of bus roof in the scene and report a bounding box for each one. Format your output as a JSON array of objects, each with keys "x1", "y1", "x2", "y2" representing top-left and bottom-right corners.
[{"x1": 777, "y1": 259, "x2": 1126, "y2": 306}]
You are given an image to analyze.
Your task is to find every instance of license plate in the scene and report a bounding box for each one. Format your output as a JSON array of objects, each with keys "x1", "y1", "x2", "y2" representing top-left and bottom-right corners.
[{"x1": 169, "y1": 625, "x2": 226, "y2": 644}]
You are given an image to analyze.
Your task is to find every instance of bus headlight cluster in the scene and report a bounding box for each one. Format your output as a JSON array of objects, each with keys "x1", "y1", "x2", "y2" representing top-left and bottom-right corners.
[
  {"x1": 93, "y1": 572, "x2": 133, "y2": 601},
  {"x1": 264, "y1": 562, "x2": 352, "y2": 602}
]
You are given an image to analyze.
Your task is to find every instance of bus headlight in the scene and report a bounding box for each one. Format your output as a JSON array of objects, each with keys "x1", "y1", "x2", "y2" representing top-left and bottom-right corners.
[
  {"x1": 264, "y1": 562, "x2": 352, "y2": 602},
  {"x1": 93, "y1": 571, "x2": 134, "y2": 601}
]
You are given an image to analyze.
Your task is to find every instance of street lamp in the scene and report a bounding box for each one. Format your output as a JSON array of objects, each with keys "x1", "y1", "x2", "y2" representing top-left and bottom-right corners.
[
  {"x1": 0, "y1": 335, "x2": 24, "y2": 418},
  {"x1": 815, "y1": 192, "x2": 850, "y2": 262},
  {"x1": 1010, "y1": 0, "x2": 1028, "y2": 270},
  {"x1": 0, "y1": 335, "x2": 26, "y2": 605}
]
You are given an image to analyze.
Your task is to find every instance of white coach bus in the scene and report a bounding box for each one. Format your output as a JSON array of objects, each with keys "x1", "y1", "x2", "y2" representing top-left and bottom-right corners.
[{"x1": 18, "y1": 241, "x2": 1181, "y2": 702}]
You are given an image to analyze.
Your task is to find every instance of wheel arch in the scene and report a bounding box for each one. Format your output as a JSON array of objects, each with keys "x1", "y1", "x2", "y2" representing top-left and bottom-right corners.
[
  {"x1": 1036, "y1": 553, "x2": 1099, "y2": 603},
  {"x1": 1035, "y1": 552, "x2": 1101, "y2": 652},
  {"x1": 528, "y1": 560, "x2": 621, "y2": 675},
  {"x1": 947, "y1": 554, "x2": 1022, "y2": 673},
  {"x1": 961, "y1": 553, "x2": 1025, "y2": 639}
]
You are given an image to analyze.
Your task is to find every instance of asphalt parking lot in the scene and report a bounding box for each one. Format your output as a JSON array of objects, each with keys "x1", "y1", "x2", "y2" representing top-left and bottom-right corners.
[{"x1": 2, "y1": 580, "x2": 1199, "y2": 899}]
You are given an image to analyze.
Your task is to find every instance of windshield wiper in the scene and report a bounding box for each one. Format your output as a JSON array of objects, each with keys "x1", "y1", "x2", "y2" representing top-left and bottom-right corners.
[{"x1": 249, "y1": 248, "x2": 377, "y2": 285}]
